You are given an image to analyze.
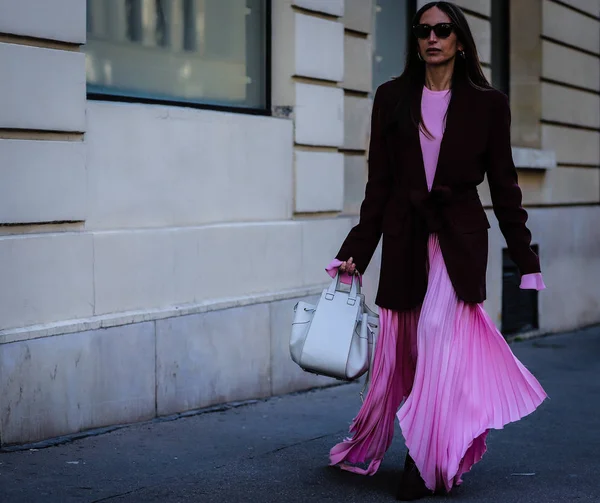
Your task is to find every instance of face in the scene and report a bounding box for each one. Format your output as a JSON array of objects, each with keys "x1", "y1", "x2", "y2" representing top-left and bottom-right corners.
[{"x1": 415, "y1": 7, "x2": 464, "y2": 66}]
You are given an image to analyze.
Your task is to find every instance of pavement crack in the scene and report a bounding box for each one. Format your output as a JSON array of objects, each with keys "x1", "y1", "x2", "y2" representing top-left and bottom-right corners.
[
  {"x1": 249, "y1": 433, "x2": 332, "y2": 459},
  {"x1": 90, "y1": 487, "x2": 146, "y2": 502},
  {"x1": 210, "y1": 433, "x2": 335, "y2": 470}
]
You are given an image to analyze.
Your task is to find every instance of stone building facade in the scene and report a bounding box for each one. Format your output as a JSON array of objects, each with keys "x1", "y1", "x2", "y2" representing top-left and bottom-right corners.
[{"x1": 0, "y1": 0, "x2": 598, "y2": 446}]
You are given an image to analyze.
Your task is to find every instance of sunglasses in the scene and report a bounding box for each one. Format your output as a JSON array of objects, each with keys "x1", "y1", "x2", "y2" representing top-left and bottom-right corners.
[{"x1": 412, "y1": 23, "x2": 455, "y2": 39}]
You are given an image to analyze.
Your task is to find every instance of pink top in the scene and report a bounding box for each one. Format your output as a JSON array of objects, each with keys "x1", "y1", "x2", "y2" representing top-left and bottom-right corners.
[
  {"x1": 327, "y1": 86, "x2": 545, "y2": 292},
  {"x1": 421, "y1": 86, "x2": 450, "y2": 191}
]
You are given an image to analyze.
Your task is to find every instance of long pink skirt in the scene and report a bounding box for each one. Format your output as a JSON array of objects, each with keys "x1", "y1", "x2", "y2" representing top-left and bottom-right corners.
[{"x1": 329, "y1": 234, "x2": 547, "y2": 492}]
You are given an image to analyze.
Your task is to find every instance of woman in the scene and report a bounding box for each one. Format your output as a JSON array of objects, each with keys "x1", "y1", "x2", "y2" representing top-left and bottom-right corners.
[{"x1": 326, "y1": 2, "x2": 547, "y2": 500}]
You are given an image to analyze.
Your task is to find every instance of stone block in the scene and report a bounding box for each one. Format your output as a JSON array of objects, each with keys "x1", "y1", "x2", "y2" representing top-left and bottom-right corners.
[
  {"x1": 0, "y1": 43, "x2": 85, "y2": 131},
  {"x1": 558, "y1": 0, "x2": 600, "y2": 17},
  {"x1": 344, "y1": 0, "x2": 374, "y2": 33},
  {"x1": 481, "y1": 165, "x2": 598, "y2": 208},
  {"x1": 417, "y1": 0, "x2": 491, "y2": 15},
  {"x1": 0, "y1": 323, "x2": 156, "y2": 445},
  {"x1": 269, "y1": 296, "x2": 337, "y2": 396},
  {"x1": 512, "y1": 147, "x2": 557, "y2": 170},
  {"x1": 478, "y1": 175, "x2": 492, "y2": 207},
  {"x1": 542, "y1": 125, "x2": 600, "y2": 165},
  {"x1": 484, "y1": 212, "x2": 503, "y2": 327},
  {"x1": 295, "y1": 13, "x2": 344, "y2": 82},
  {"x1": 543, "y1": 0, "x2": 600, "y2": 55},
  {"x1": 300, "y1": 217, "x2": 354, "y2": 286},
  {"x1": 193, "y1": 223, "x2": 304, "y2": 304},
  {"x1": 344, "y1": 95, "x2": 372, "y2": 150},
  {"x1": 292, "y1": 0, "x2": 344, "y2": 17},
  {"x1": 483, "y1": 66, "x2": 492, "y2": 86},
  {"x1": 454, "y1": 0, "x2": 492, "y2": 16},
  {"x1": 510, "y1": 0, "x2": 543, "y2": 148},
  {"x1": 156, "y1": 305, "x2": 271, "y2": 416},
  {"x1": 295, "y1": 83, "x2": 344, "y2": 147},
  {"x1": 93, "y1": 230, "x2": 180, "y2": 316},
  {"x1": 93, "y1": 223, "x2": 304, "y2": 316},
  {"x1": 542, "y1": 82, "x2": 600, "y2": 129},
  {"x1": 293, "y1": 0, "x2": 344, "y2": 16},
  {"x1": 344, "y1": 35, "x2": 373, "y2": 92},
  {"x1": 0, "y1": 139, "x2": 86, "y2": 224},
  {"x1": 464, "y1": 14, "x2": 491, "y2": 64},
  {"x1": 542, "y1": 40, "x2": 600, "y2": 91},
  {"x1": 518, "y1": 167, "x2": 600, "y2": 205},
  {"x1": 271, "y1": 0, "x2": 295, "y2": 107},
  {"x1": 0, "y1": 233, "x2": 94, "y2": 331},
  {"x1": 526, "y1": 206, "x2": 600, "y2": 332},
  {"x1": 85, "y1": 101, "x2": 293, "y2": 230},
  {"x1": 343, "y1": 154, "x2": 367, "y2": 215},
  {"x1": 0, "y1": 0, "x2": 86, "y2": 44},
  {"x1": 295, "y1": 150, "x2": 345, "y2": 213},
  {"x1": 362, "y1": 238, "x2": 382, "y2": 312}
]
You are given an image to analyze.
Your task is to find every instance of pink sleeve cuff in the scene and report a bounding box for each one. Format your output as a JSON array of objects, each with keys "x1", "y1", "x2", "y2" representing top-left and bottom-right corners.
[
  {"x1": 325, "y1": 259, "x2": 362, "y2": 286},
  {"x1": 519, "y1": 273, "x2": 546, "y2": 291}
]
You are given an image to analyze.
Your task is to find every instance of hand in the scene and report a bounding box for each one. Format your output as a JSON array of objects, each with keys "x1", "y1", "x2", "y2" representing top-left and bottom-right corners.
[{"x1": 339, "y1": 257, "x2": 358, "y2": 275}]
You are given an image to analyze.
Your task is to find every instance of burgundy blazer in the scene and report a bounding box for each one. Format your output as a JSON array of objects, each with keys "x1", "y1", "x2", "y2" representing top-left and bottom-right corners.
[{"x1": 336, "y1": 78, "x2": 541, "y2": 311}]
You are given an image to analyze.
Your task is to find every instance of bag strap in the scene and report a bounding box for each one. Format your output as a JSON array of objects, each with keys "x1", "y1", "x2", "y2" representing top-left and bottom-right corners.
[
  {"x1": 347, "y1": 275, "x2": 360, "y2": 306},
  {"x1": 325, "y1": 272, "x2": 361, "y2": 303},
  {"x1": 359, "y1": 309, "x2": 379, "y2": 403}
]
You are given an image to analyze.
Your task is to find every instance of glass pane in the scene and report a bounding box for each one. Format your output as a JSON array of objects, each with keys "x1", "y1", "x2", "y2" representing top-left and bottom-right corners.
[
  {"x1": 373, "y1": 0, "x2": 411, "y2": 91},
  {"x1": 85, "y1": 0, "x2": 268, "y2": 109},
  {"x1": 491, "y1": 0, "x2": 509, "y2": 94}
]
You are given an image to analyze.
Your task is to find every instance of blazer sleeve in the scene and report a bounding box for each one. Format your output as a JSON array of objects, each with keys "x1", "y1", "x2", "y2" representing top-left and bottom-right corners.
[
  {"x1": 486, "y1": 91, "x2": 541, "y2": 275},
  {"x1": 335, "y1": 86, "x2": 392, "y2": 274}
]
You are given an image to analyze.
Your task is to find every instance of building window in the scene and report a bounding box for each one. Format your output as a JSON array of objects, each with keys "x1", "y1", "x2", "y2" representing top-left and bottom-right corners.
[
  {"x1": 491, "y1": 0, "x2": 509, "y2": 95},
  {"x1": 501, "y1": 246, "x2": 539, "y2": 336},
  {"x1": 85, "y1": 0, "x2": 269, "y2": 111},
  {"x1": 373, "y1": 0, "x2": 415, "y2": 91}
]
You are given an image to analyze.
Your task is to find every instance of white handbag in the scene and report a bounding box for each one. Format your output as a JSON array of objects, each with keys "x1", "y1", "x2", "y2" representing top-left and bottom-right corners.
[{"x1": 289, "y1": 273, "x2": 380, "y2": 391}]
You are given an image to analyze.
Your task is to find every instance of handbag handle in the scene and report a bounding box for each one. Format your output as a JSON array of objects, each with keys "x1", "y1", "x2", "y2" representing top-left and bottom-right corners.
[{"x1": 325, "y1": 272, "x2": 361, "y2": 305}]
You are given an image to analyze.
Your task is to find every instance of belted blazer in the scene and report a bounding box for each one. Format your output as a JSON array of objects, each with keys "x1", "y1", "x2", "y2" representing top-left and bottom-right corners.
[{"x1": 336, "y1": 78, "x2": 541, "y2": 311}]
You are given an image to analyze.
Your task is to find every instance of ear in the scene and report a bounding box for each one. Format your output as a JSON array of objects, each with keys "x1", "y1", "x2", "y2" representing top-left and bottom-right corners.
[{"x1": 457, "y1": 42, "x2": 464, "y2": 52}]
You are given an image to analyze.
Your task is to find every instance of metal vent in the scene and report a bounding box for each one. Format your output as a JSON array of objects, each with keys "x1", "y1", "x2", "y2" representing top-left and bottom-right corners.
[{"x1": 501, "y1": 246, "x2": 539, "y2": 335}]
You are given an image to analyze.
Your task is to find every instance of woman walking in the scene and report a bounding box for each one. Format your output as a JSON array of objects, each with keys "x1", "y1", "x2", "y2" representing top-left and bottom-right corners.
[{"x1": 326, "y1": 2, "x2": 547, "y2": 500}]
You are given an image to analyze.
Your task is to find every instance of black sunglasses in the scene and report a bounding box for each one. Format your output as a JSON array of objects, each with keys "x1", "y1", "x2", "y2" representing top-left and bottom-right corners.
[{"x1": 412, "y1": 23, "x2": 455, "y2": 39}]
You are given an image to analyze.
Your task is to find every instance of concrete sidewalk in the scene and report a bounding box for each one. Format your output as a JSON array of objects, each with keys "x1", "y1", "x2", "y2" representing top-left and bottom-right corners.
[{"x1": 1, "y1": 326, "x2": 599, "y2": 503}]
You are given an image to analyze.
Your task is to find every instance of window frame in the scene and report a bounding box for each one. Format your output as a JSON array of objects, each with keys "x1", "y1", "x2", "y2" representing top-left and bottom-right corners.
[
  {"x1": 491, "y1": 0, "x2": 510, "y2": 96},
  {"x1": 372, "y1": 0, "x2": 416, "y2": 91},
  {"x1": 85, "y1": 0, "x2": 272, "y2": 117}
]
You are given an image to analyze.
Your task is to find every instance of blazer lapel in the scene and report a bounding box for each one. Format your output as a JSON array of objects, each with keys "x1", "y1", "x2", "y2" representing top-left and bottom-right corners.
[
  {"x1": 381, "y1": 79, "x2": 472, "y2": 191},
  {"x1": 410, "y1": 86, "x2": 428, "y2": 192},
  {"x1": 431, "y1": 80, "x2": 469, "y2": 188},
  {"x1": 381, "y1": 89, "x2": 427, "y2": 191}
]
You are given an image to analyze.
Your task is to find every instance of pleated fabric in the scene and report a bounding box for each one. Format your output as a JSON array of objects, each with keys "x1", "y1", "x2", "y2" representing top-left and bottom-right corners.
[
  {"x1": 329, "y1": 234, "x2": 548, "y2": 492},
  {"x1": 329, "y1": 307, "x2": 420, "y2": 475}
]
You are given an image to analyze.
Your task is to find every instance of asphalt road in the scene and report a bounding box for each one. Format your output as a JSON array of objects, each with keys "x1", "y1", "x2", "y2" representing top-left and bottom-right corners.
[{"x1": 1, "y1": 325, "x2": 599, "y2": 503}]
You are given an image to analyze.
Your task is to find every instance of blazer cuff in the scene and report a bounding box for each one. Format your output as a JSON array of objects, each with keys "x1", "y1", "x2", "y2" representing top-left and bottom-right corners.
[
  {"x1": 325, "y1": 259, "x2": 362, "y2": 286},
  {"x1": 519, "y1": 272, "x2": 546, "y2": 291}
]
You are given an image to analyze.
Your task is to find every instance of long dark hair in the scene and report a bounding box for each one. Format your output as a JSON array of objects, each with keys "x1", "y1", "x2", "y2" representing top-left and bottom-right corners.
[{"x1": 394, "y1": 2, "x2": 491, "y2": 136}]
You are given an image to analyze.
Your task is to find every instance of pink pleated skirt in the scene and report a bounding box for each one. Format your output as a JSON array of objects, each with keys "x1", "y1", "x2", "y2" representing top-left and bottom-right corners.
[{"x1": 329, "y1": 234, "x2": 547, "y2": 493}]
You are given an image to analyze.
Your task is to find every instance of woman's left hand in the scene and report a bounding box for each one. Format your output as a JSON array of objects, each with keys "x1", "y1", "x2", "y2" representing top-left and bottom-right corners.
[{"x1": 339, "y1": 257, "x2": 358, "y2": 275}]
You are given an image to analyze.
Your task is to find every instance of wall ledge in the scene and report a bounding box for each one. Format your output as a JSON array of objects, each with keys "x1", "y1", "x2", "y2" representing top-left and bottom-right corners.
[
  {"x1": 512, "y1": 146, "x2": 557, "y2": 170},
  {"x1": 0, "y1": 284, "x2": 326, "y2": 345}
]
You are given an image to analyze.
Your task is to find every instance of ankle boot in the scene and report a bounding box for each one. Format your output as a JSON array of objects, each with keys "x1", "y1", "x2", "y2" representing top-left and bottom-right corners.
[{"x1": 396, "y1": 453, "x2": 433, "y2": 501}]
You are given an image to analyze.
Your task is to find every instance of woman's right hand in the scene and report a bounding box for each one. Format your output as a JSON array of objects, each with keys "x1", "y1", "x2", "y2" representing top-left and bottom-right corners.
[{"x1": 339, "y1": 257, "x2": 358, "y2": 275}]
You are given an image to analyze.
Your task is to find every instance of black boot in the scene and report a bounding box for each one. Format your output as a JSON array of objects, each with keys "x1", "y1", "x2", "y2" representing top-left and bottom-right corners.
[{"x1": 396, "y1": 453, "x2": 433, "y2": 501}]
